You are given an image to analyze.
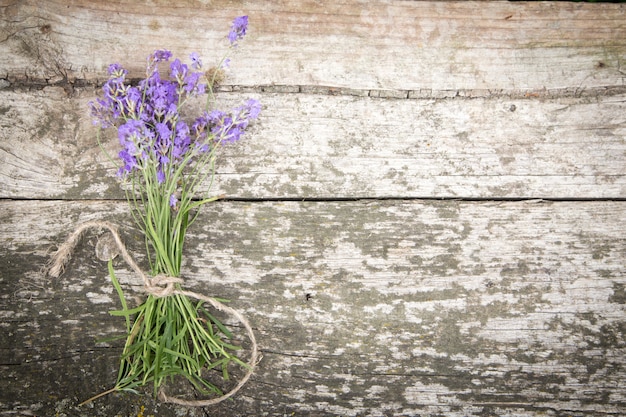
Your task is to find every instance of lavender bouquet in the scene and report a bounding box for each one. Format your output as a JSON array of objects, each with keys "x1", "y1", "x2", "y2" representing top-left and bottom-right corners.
[{"x1": 82, "y1": 16, "x2": 259, "y2": 404}]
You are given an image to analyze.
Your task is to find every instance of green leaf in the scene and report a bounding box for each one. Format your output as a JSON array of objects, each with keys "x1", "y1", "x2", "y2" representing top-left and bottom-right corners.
[
  {"x1": 108, "y1": 259, "x2": 131, "y2": 332},
  {"x1": 109, "y1": 304, "x2": 145, "y2": 318}
]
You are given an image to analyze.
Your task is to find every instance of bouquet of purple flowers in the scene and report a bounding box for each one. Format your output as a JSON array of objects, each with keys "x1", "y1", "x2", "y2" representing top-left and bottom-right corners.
[{"x1": 83, "y1": 16, "x2": 259, "y2": 404}]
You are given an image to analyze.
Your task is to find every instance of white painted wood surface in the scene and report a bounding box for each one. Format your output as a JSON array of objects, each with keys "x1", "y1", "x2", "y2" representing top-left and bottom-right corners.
[
  {"x1": 1, "y1": 87, "x2": 625, "y2": 200},
  {"x1": 2, "y1": 199, "x2": 625, "y2": 416},
  {"x1": 1, "y1": 0, "x2": 624, "y2": 91},
  {"x1": 1, "y1": 1, "x2": 625, "y2": 416}
]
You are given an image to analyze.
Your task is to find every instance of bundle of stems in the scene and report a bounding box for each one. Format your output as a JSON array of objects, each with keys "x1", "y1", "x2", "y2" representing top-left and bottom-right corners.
[{"x1": 100, "y1": 261, "x2": 246, "y2": 400}]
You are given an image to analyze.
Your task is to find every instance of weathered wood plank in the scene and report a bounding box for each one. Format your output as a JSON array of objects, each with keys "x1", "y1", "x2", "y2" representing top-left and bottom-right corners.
[
  {"x1": 1, "y1": 199, "x2": 625, "y2": 416},
  {"x1": 1, "y1": 87, "x2": 625, "y2": 200},
  {"x1": 1, "y1": 0, "x2": 624, "y2": 92}
]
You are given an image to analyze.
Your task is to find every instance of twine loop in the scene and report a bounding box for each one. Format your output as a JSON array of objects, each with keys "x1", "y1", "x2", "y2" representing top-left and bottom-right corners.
[
  {"x1": 47, "y1": 220, "x2": 260, "y2": 406},
  {"x1": 145, "y1": 275, "x2": 184, "y2": 298}
]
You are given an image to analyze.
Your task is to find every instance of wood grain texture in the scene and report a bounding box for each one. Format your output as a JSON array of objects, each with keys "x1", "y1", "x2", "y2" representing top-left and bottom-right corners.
[
  {"x1": 0, "y1": 0, "x2": 624, "y2": 92},
  {"x1": 1, "y1": 87, "x2": 625, "y2": 200},
  {"x1": 2, "y1": 1, "x2": 626, "y2": 416},
  {"x1": 1, "y1": 199, "x2": 625, "y2": 416}
]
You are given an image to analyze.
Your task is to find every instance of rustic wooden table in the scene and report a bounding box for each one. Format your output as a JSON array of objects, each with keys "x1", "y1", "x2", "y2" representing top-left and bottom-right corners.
[{"x1": 1, "y1": 1, "x2": 625, "y2": 416}]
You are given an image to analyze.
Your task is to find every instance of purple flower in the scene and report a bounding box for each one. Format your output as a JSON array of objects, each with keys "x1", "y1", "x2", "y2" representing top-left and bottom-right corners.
[
  {"x1": 189, "y1": 52, "x2": 202, "y2": 70},
  {"x1": 147, "y1": 49, "x2": 172, "y2": 74},
  {"x1": 118, "y1": 149, "x2": 137, "y2": 174},
  {"x1": 153, "y1": 50, "x2": 172, "y2": 62},
  {"x1": 192, "y1": 114, "x2": 208, "y2": 136},
  {"x1": 155, "y1": 135, "x2": 172, "y2": 166},
  {"x1": 195, "y1": 142, "x2": 210, "y2": 154},
  {"x1": 91, "y1": 30, "x2": 259, "y2": 186},
  {"x1": 148, "y1": 82, "x2": 178, "y2": 118},
  {"x1": 205, "y1": 99, "x2": 260, "y2": 145},
  {"x1": 155, "y1": 146, "x2": 170, "y2": 166},
  {"x1": 183, "y1": 72, "x2": 201, "y2": 94},
  {"x1": 156, "y1": 169, "x2": 166, "y2": 184},
  {"x1": 169, "y1": 194, "x2": 178, "y2": 208},
  {"x1": 245, "y1": 98, "x2": 262, "y2": 119},
  {"x1": 89, "y1": 98, "x2": 114, "y2": 128},
  {"x1": 155, "y1": 122, "x2": 171, "y2": 140},
  {"x1": 170, "y1": 59, "x2": 188, "y2": 82},
  {"x1": 228, "y1": 16, "x2": 248, "y2": 46},
  {"x1": 172, "y1": 122, "x2": 191, "y2": 159},
  {"x1": 118, "y1": 119, "x2": 144, "y2": 145},
  {"x1": 123, "y1": 87, "x2": 142, "y2": 117},
  {"x1": 107, "y1": 63, "x2": 127, "y2": 80}
]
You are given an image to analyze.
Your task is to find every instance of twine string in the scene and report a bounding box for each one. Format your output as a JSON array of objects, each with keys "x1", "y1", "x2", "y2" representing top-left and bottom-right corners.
[{"x1": 47, "y1": 220, "x2": 259, "y2": 406}]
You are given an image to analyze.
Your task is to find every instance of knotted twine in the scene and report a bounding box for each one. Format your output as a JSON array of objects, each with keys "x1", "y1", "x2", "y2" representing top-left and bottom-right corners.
[{"x1": 47, "y1": 220, "x2": 259, "y2": 406}]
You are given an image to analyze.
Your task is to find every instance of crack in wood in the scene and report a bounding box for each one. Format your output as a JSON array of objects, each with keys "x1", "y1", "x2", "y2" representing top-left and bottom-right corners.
[
  {"x1": 3, "y1": 197, "x2": 626, "y2": 205},
  {"x1": 4, "y1": 80, "x2": 626, "y2": 100}
]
